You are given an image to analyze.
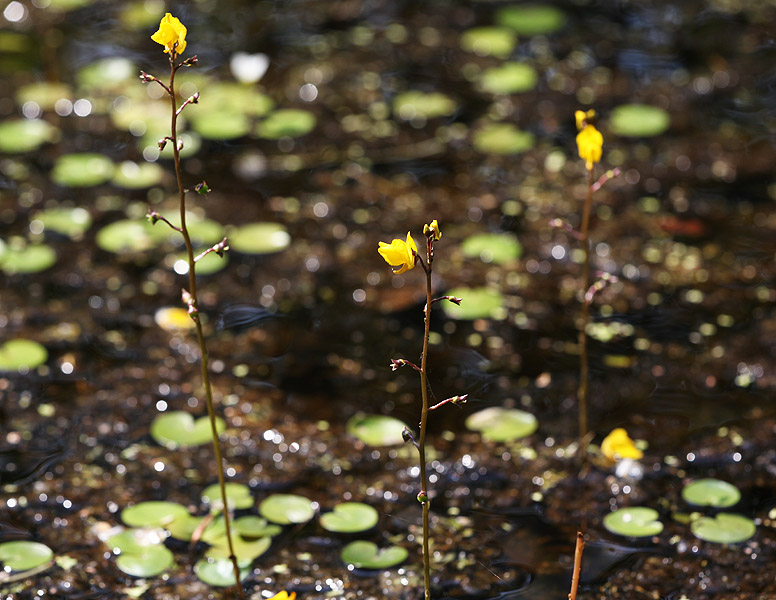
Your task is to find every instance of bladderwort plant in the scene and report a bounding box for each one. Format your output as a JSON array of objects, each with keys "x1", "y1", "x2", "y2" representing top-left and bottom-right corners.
[
  {"x1": 141, "y1": 14, "x2": 244, "y2": 599},
  {"x1": 378, "y1": 220, "x2": 468, "y2": 600}
]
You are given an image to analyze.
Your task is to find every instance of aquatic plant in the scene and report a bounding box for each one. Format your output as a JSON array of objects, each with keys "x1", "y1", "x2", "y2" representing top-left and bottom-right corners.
[
  {"x1": 140, "y1": 14, "x2": 244, "y2": 597},
  {"x1": 600, "y1": 428, "x2": 643, "y2": 461},
  {"x1": 378, "y1": 220, "x2": 467, "y2": 600}
]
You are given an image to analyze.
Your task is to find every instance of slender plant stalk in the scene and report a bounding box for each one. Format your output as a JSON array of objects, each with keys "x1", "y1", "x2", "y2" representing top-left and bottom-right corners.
[
  {"x1": 568, "y1": 531, "x2": 585, "y2": 600},
  {"x1": 166, "y1": 58, "x2": 245, "y2": 600},
  {"x1": 418, "y1": 244, "x2": 433, "y2": 600},
  {"x1": 577, "y1": 168, "x2": 594, "y2": 438}
]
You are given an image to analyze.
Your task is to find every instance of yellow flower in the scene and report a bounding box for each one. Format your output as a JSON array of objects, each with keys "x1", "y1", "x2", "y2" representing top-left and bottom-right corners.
[
  {"x1": 423, "y1": 219, "x2": 442, "y2": 241},
  {"x1": 601, "y1": 428, "x2": 643, "y2": 461},
  {"x1": 151, "y1": 13, "x2": 187, "y2": 56},
  {"x1": 378, "y1": 232, "x2": 417, "y2": 274},
  {"x1": 576, "y1": 123, "x2": 603, "y2": 171},
  {"x1": 268, "y1": 593, "x2": 296, "y2": 600},
  {"x1": 575, "y1": 109, "x2": 596, "y2": 131}
]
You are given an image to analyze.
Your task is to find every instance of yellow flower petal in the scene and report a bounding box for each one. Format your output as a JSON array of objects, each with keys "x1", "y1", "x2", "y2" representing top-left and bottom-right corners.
[
  {"x1": 424, "y1": 219, "x2": 442, "y2": 240},
  {"x1": 576, "y1": 124, "x2": 603, "y2": 170},
  {"x1": 378, "y1": 232, "x2": 417, "y2": 275},
  {"x1": 151, "y1": 13, "x2": 187, "y2": 55},
  {"x1": 268, "y1": 593, "x2": 296, "y2": 600},
  {"x1": 601, "y1": 428, "x2": 643, "y2": 461},
  {"x1": 575, "y1": 109, "x2": 596, "y2": 131}
]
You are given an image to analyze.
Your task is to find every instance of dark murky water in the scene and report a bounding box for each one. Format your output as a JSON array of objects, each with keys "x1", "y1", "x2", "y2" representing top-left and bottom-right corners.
[{"x1": 1, "y1": 1, "x2": 776, "y2": 598}]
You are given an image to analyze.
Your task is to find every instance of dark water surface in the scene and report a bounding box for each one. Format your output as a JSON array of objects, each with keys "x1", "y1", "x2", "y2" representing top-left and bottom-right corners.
[{"x1": 1, "y1": 0, "x2": 776, "y2": 598}]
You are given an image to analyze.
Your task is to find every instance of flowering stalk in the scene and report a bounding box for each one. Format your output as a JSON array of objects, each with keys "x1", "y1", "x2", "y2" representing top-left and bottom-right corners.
[
  {"x1": 145, "y1": 15, "x2": 244, "y2": 598},
  {"x1": 379, "y1": 219, "x2": 463, "y2": 600}
]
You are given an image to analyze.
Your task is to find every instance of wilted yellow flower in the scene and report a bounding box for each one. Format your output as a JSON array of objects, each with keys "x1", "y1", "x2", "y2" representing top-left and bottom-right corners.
[
  {"x1": 575, "y1": 109, "x2": 596, "y2": 131},
  {"x1": 423, "y1": 219, "x2": 442, "y2": 241},
  {"x1": 268, "y1": 593, "x2": 296, "y2": 600},
  {"x1": 378, "y1": 232, "x2": 417, "y2": 274},
  {"x1": 601, "y1": 428, "x2": 643, "y2": 461},
  {"x1": 151, "y1": 13, "x2": 187, "y2": 55},
  {"x1": 576, "y1": 124, "x2": 603, "y2": 171}
]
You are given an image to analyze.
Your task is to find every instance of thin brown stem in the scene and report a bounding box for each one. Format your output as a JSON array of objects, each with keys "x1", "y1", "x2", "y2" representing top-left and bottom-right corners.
[
  {"x1": 167, "y1": 56, "x2": 245, "y2": 600},
  {"x1": 418, "y1": 243, "x2": 433, "y2": 600},
  {"x1": 577, "y1": 167, "x2": 594, "y2": 438},
  {"x1": 568, "y1": 531, "x2": 585, "y2": 600}
]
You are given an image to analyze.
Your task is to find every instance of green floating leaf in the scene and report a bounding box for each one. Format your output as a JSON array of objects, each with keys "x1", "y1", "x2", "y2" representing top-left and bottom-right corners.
[
  {"x1": 346, "y1": 414, "x2": 406, "y2": 447},
  {"x1": 107, "y1": 528, "x2": 167, "y2": 554},
  {"x1": 77, "y1": 57, "x2": 136, "y2": 92},
  {"x1": 16, "y1": 82, "x2": 72, "y2": 111},
  {"x1": 0, "y1": 339, "x2": 48, "y2": 371},
  {"x1": 442, "y1": 287, "x2": 506, "y2": 320},
  {"x1": 166, "y1": 513, "x2": 205, "y2": 542},
  {"x1": 51, "y1": 153, "x2": 115, "y2": 187},
  {"x1": 206, "y1": 535, "x2": 271, "y2": 562},
  {"x1": 235, "y1": 516, "x2": 282, "y2": 539},
  {"x1": 34, "y1": 207, "x2": 92, "y2": 239},
  {"x1": 340, "y1": 540, "x2": 408, "y2": 569},
  {"x1": 496, "y1": 4, "x2": 566, "y2": 36},
  {"x1": 603, "y1": 507, "x2": 663, "y2": 537},
  {"x1": 479, "y1": 62, "x2": 538, "y2": 95},
  {"x1": 116, "y1": 544, "x2": 174, "y2": 577},
  {"x1": 95, "y1": 219, "x2": 163, "y2": 254},
  {"x1": 691, "y1": 513, "x2": 756, "y2": 544},
  {"x1": 179, "y1": 249, "x2": 228, "y2": 275},
  {"x1": 610, "y1": 104, "x2": 670, "y2": 137},
  {"x1": 228, "y1": 222, "x2": 290, "y2": 255},
  {"x1": 0, "y1": 243, "x2": 56, "y2": 275},
  {"x1": 150, "y1": 411, "x2": 226, "y2": 449},
  {"x1": 199, "y1": 82, "x2": 275, "y2": 117},
  {"x1": 202, "y1": 483, "x2": 254, "y2": 511},
  {"x1": 461, "y1": 232, "x2": 522, "y2": 264},
  {"x1": 192, "y1": 112, "x2": 252, "y2": 140},
  {"x1": 112, "y1": 161, "x2": 164, "y2": 189},
  {"x1": 121, "y1": 502, "x2": 189, "y2": 528},
  {"x1": 46, "y1": 0, "x2": 94, "y2": 12},
  {"x1": 195, "y1": 557, "x2": 251, "y2": 587},
  {"x1": 0, "y1": 540, "x2": 53, "y2": 572},
  {"x1": 257, "y1": 109, "x2": 316, "y2": 139},
  {"x1": 682, "y1": 479, "x2": 741, "y2": 508},
  {"x1": 393, "y1": 91, "x2": 457, "y2": 121},
  {"x1": 259, "y1": 494, "x2": 316, "y2": 525},
  {"x1": 320, "y1": 502, "x2": 379, "y2": 533},
  {"x1": 465, "y1": 407, "x2": 538, "y2": 442},
  {"x1": 461, "y1": 27, "x2": 516, "y2": 58},
  {"x1": 0, "y1": 119, "x2": 59, "y2": 153},
  {"x1": 473, "y1": 123, "x2": 535, "y2": 155}
]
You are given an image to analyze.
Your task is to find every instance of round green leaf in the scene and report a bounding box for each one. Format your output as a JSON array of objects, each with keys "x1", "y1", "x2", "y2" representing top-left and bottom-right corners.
[
  {"x1": 0, "y1": 540, "x2": 53, "y2": 572},
  {"x1": 95, "y1": 219, "x2": 164, "y2": 254},
  {"x1": 192, "y1": 112, "x2": 252, "y2": 140},
  {"x1": 150, "y1": 411, "x2": 226, "y2": 449},
  {"x1": 51, "y1": 153, "x2": 115, "y2": 187},
  {"x1": 691, "y1": 513, "x2": 756, "y2": 544},
  {"x1": 0, "y1": 339, "x2": 48, "y2": 371},
  {"x1": 603, "y1": 507, "x2": 663, "y2": 537},
  {"x1": 320, "y1": 502, "x2": 379, "y2": 533},
  {"x1": 112, "y1": 161, "x2": 164, "y2": 189},
  {"x1": 228, "y1": 222, "x2": 290, "y2": 255},
  {"x1": 174, "y1": 249, "x2": 228, "y2": 275},
  {"x1": 199, "y1": 82, "x2": 275, "y2": 117},
  {"x1": 34, "y1": 207, "x2": 92, "y2": 238},
  {"x1": 0, "y1": 243, "x2": 56, "y2": 274},
  {"x1": 461, "y1": 27, "x2": 516, "y2": 58},
  {"x1": 202, "y1": 483, "x2": 254, "y2": 511},
  {"x1": 234, "y1": 516, "x2": 282, "y2": 539},
  {"x1": 682, "y1": 479, "x2": 741, "y2": 508},
  {"x1": 610, "y1": 104, "x2": 670, "y2": 137},
  {"x1": 0, "y1": 119, "x2": 59, "y2": 153},
  {"x1": 257, "y1": 109, "x2": 317, "y2": 139},
  {"x1": 45, "y1": 0, "x2": 94, "y2": 12},
  {"x1": 259, "y1": 494, "x2": 316, "y2": 525},
  {"x1": 76, "y1": 57, "x2": 136, "y2": 92},
  {"x1": 480, "y1": 63, "x2": 538, "y2": 95},
  {"x1": 340, "y1": 540, "x2": 408, "y2": 569},
  {"x1": 465, "y1": 407, "x2": 538, "y2": 442},
  {"x1": 195, "y1": 557, "x2": 251, "y2": 587},
  {"x1": 346, "y1": 414, "x2": 406, "y2": 446},
  {"x1": 206, "y1": 535, "x2": 271, "y2": 561},
  {"x1": 473, "y1": 123, "x2": 535, "y2": 155},
  {"x1": 16, "y1": 82, "x2": 72, "y2": 111},
  {"x1": 121, "y1": 502, "x2": 189, "y2": 528},
  {"x1": 442, "y1": 287, "x2": 506, "y2": 320},
  {"x1": 496, "y1": 5, "x2": 566, "y2": 36},
  {"x1": 166, "y1": 513, "x2": 206, "y2": 542},
  {"x1": 392, "y1": 91, "x2": 457, "y2": 121},
  {"x1": 115, "y1": 544, "x2": 174, "y2": 577},
  {"x1": 107, "y1": 528, "x2": 167, "y2": 554},
  {"x1": 461, "y1": 233, "x2": 522, "y2": 264}
]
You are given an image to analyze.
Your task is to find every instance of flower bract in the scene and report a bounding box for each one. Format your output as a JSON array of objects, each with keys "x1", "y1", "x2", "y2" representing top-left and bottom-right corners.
[
  {"x1": 576, "y1": 123, "x2": 603, "y2": 171},
  {"x1": 424, "y1": 219, "x2": 442, "y2": 240},
  {"x1": 378, "y1": 232, "x2": 417, "y2": 274},
  {"x1": 151, "y1": 13, "x2": 187, "y2": 56},
  {"x1": 601, "y1": 427, "x2": 643, "y2": 461}
]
